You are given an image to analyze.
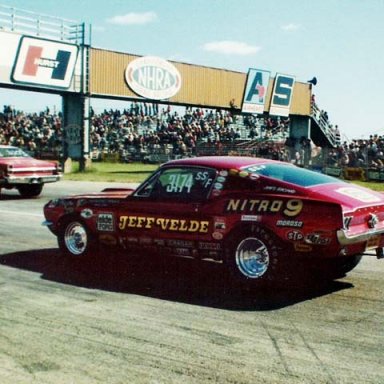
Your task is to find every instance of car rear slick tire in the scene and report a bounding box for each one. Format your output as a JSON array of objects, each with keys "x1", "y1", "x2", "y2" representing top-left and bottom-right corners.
[
  {"x1": 226, "y1": 226, "x2": 281, "y2": 286},
  {"x1": 58, "y1": 219, "x2": 95, "y2": 258},
  {"x1": 314, "y1": 254, "x2": 363, "y2": 279}
]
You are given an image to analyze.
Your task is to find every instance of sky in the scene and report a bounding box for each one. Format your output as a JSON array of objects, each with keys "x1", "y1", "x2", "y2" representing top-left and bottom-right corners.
[{"x1": 0, "y1": 0, "x2": 383, "y2": 141}]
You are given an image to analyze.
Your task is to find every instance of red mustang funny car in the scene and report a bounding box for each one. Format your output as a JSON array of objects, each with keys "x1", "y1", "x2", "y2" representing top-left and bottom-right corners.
[
  {"x1": 0, "y1": 145, "x2": 61, "y2": 197},
  {"x1": 43, "y1": 156, "x2": 384, "y2": 284}
]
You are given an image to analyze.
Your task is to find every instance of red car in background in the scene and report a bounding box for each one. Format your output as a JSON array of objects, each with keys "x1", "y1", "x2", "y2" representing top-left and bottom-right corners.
[
  {"x1": 43, "y1": 156, "x2": 384, "y2": 285},
  {"x1": 0, "y1": 145, "x2": 61, "y2": 197}
]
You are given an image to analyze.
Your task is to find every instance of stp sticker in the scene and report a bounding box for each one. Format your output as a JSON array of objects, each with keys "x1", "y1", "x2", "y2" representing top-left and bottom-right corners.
[{"x1": 286, "y1": 230, "x2": 304, "y2": 241}]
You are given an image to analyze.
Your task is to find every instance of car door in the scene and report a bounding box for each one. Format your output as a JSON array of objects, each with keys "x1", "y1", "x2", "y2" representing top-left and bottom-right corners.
[{"x1": 118, "y1": 165, "x2": 217, "y2": 255}]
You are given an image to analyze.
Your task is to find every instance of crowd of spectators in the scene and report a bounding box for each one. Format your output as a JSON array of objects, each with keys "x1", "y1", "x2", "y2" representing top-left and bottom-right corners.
[
  {"x1": 0, "y1": 103, "x2": 290, "y2": 161},
  {"x1": 0, "y1": 104, "x2": 63, "y2": 157},
  {"x1": 243, "y1": 114, "x2": 290, "y2": 140},
  {"x1": 90, "y1": 103, "x2": 241, "y2": 159},
  {"x1": 325, "y1": 136, "x2": 384, "y2": 169},
  {"x1": 1, "y1": 103, "x2": 384, "y2": 171}
]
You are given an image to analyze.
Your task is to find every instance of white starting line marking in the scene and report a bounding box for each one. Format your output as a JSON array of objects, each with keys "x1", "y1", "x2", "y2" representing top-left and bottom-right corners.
[{"x1": 0, "y1": 210, "x2": 43, "y2": 218}]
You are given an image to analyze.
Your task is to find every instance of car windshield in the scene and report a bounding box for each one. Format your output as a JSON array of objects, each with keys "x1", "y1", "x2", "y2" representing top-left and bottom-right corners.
[
  {"x1": 0, "y1": 147, "x2": 30, "y2": 158},
  {"x1": 244, "y1": 163, "x2": 343, "y2": 187}
]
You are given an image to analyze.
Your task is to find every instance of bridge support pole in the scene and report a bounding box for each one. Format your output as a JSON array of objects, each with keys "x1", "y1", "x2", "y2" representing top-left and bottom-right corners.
[{"x1": 62, "y1": 93, "x2": 90, "y2": 171}]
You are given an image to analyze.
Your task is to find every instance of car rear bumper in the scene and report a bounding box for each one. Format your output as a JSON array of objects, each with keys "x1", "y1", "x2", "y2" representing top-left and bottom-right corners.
[
  {"x1": 337, "y1": 227, "x2": 384, "y2": 245},
  {"x1": 1, "y1": 174, "x2": 61, "y2": 185}
]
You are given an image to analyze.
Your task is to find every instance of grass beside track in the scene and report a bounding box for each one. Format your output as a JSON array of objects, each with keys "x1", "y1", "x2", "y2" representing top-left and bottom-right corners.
[
  {"x1": 64, "y1": 161, "x2": 158, "y2": 183},
  {"x1": 63, "y1": 161, "x2": 384, "y2": 191},
  {"x1": 353, "y1": 180, "x2": 384, "y2": 191}
]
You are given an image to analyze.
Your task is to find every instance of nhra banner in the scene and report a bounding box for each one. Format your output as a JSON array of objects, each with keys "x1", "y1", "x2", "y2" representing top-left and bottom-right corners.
[
  {"x1": 11, "y1": 36, "x2": 78, "y2": 89},
  {"x1": 269, "y1": 73, "x2": 295, "y2": 117},
  {"x1": 241, "y1": 68, "x2": 271, "y2": 114}
]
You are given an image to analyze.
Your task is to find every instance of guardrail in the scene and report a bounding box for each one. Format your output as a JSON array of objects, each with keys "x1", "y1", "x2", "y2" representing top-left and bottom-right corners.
[{"x1": 0, "y1": 4, "x2": 85, "y2": 44}]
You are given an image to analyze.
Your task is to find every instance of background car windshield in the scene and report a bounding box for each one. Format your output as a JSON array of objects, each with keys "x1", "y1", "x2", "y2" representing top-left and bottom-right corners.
[
  {"x1": 245, "y1": 163, "x2": 343, "y2": 187},
  {"x1": 0, "y1": 147, "x2": 29, "y2": 158}
]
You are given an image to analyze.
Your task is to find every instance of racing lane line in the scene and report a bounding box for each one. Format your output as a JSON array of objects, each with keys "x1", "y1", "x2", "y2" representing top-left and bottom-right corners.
[
  {"x1": 292, "y1": 322, "x2": 337, "y2": 384},
  {"x1": 260, "y1": 320, "x2": 292, "y2": 376}
]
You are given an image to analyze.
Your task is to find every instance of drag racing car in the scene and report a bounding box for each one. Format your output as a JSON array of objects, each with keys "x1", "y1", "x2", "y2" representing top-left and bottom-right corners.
[
  {"x1": 0, "y1": 145, "x2": 61, "y2": 197},
  {"x1": 43, "y1": 156, "x2": 384, "y2": 284}
]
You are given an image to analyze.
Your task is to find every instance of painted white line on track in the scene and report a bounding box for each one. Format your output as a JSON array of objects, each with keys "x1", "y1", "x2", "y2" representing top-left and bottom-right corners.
[{"x1": 0, "y1": 210, "x2": 43, "y2": 218}]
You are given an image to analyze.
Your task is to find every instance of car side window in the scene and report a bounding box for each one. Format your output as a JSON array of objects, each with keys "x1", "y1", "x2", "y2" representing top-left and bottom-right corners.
[{"x1": 134, "y1": 167, "x2": 216, "y2": 201}]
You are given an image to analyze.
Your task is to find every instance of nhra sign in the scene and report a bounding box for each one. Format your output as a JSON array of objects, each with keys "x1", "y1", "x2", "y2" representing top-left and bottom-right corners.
[
  {"x1": 125, "y1": 56, "x2": 182, "y2": 100},
  {"x1": 269, "y1": 73, "x2": 295, "y2": 117},
  {"x1": 11, "y1": 36, "x2": 78, "y2": 89},
  {"x1": 241, "y1": 68, "x2": 271, "y2": 114}
]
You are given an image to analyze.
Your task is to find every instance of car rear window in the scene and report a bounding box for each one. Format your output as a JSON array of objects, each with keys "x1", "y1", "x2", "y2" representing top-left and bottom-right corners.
[
  {"x1": 0, "y1": 147, "x2": 29, "y2": 158},
  {"x1": 244, "y1": 163, "x2": 343, "y2": 187}
]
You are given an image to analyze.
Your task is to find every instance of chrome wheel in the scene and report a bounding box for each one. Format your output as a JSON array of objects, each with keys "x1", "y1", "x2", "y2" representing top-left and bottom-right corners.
[
  {"x1": 64, "y1": 221, "x2": 88, "y2": 256},
  {"x1": 235, "y1": 237, "x2": 270, "y2": 279}
]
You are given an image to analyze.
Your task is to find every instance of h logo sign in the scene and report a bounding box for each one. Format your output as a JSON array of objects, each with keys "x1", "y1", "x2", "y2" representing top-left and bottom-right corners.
[
  {"x1": 12, "y1": 36, "x2": 78, "y2": 89},
  {"x1": 22, "y1": 46, "x2": 71, "y2": 80}
]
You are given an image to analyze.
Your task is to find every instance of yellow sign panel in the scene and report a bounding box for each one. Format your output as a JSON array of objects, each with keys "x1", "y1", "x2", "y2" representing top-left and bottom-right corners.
[{"x1": 89, "y1": 48, "x2": 311, "y2": 115}]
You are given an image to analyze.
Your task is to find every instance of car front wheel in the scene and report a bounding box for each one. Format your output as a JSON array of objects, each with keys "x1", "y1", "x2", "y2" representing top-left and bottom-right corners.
[{"x1": 58, "y1": 219, "x2": 94, "y2": 258}]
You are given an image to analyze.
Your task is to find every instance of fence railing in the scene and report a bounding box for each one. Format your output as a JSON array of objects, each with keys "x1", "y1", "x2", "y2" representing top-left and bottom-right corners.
[
  {"x1": 31, "y1": 140, "x2": 384, "y2": 182},
  {"x1": 311, "y1": 102, "x2": 339, "y2": 147},
  {"x1": 0, "y1": 4, "x2": 85, "y2": 44},
  {"x1": 87, "y1": 142, "x2": 384, "y2": 182}
]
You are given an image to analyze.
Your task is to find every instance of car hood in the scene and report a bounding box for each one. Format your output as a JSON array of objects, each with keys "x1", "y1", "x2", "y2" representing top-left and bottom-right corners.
[
  {"x1": 307, "y1": 182, "x2": 384, "y2": 211},
  {"x1": 62, "y1": 188, "x2": 136, "y2": 200},
  {"x1": 44, "y1": 188, "x2": 136, "y2": 212}
]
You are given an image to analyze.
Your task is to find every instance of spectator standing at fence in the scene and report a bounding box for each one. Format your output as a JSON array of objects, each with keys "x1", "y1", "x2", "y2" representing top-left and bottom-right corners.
[{"x1": 356, "y1": 145, "x2": 367, "y2": 167}]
